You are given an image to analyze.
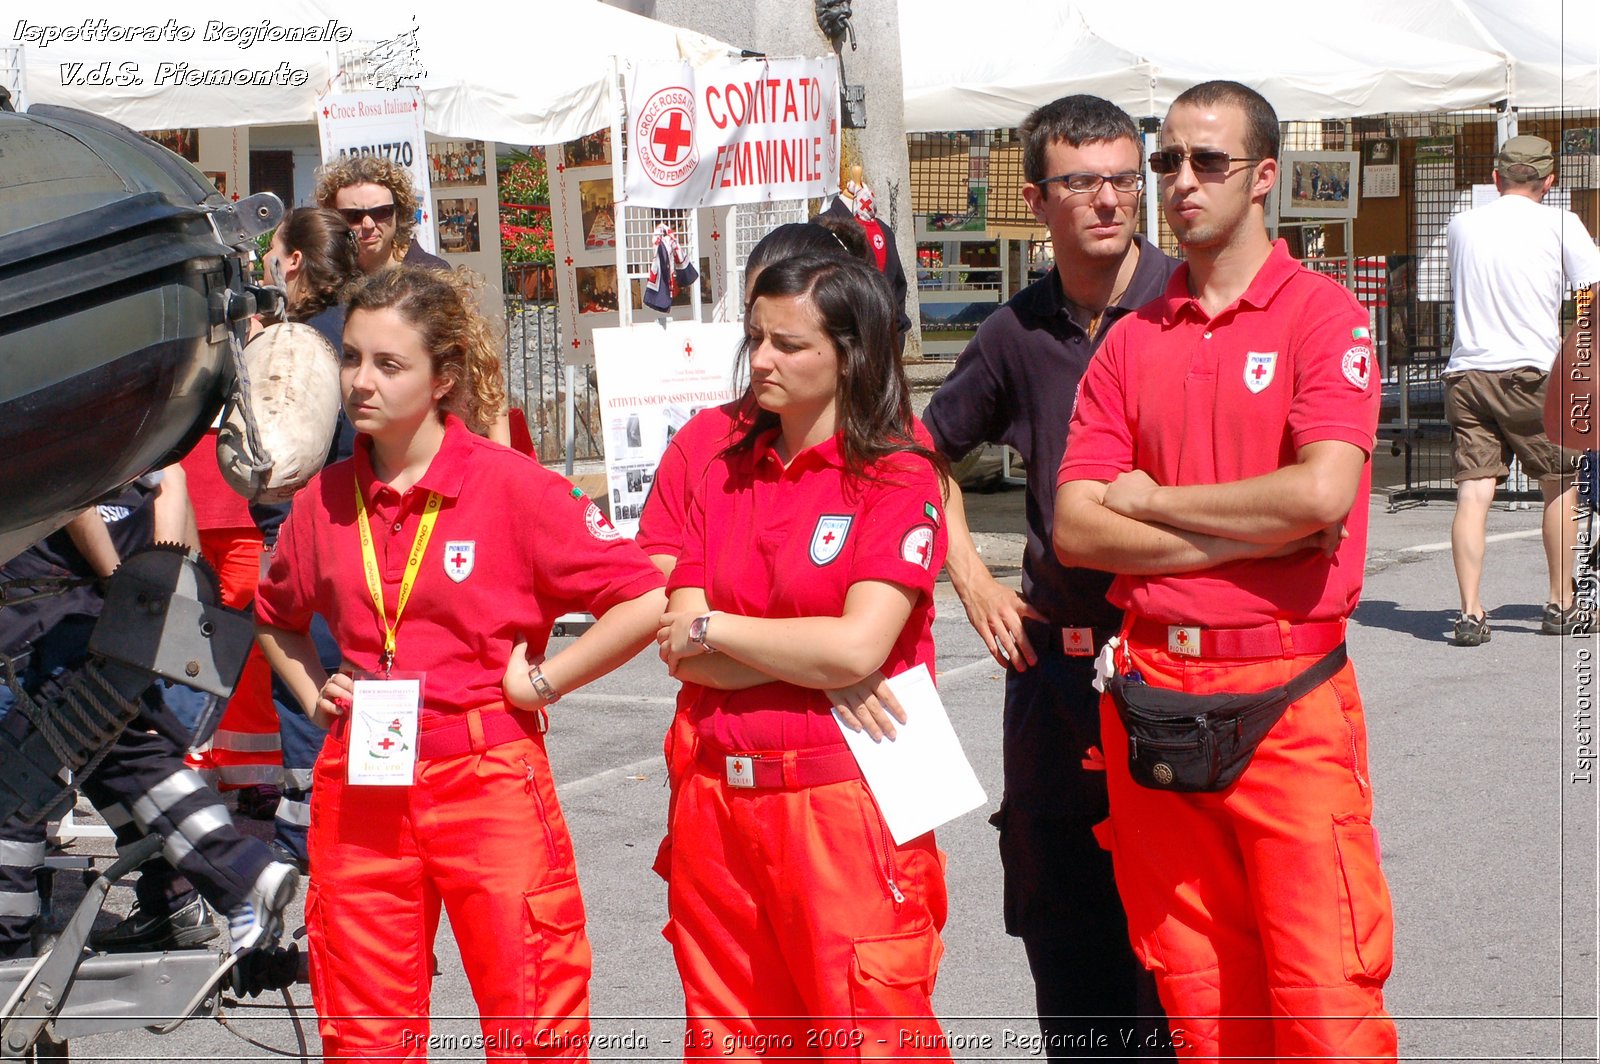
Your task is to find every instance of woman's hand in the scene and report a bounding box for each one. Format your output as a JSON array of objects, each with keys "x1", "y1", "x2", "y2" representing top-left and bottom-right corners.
[
  {"x1": 657, "y1": 609, "x2": 709, "y2": 670},
  {"x1": 313, "y1": 671, "x2": 355, "y2": 729},
  {"x1": 826, "y1": 671, "x2": 906, "y2": 742},
  {"x1": 502, "y1": 638, "x2": 546, "y2": 711}
]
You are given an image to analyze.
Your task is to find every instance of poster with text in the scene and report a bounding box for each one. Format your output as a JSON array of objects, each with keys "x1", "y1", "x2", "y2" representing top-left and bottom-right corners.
[
  {"x1": 316, "y1": 88, "x2": 435, "y2": 253},
  {"x1": 624, "y1": 56, "x2": 839, "y2": 209},
  {"x1": 592, "y1": 322, "x2": 744, "y2": 537}
]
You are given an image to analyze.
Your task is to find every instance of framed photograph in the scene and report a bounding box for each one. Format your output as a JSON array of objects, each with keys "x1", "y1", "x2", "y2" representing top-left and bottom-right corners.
[
  {"x1": 429, "y1": 140, "x2": 487, "y2": 187},
  {"x1": 204, "y1": 171, "x2": 228, "y2": 197},
  {"x1": 563, "y1": 129, "x2": 611, "y2": 169},
  {"x1": 1563, "y1": 128, "x2": 1598, "y2": 156},
  {"x1": 144, "y1": 128, "x2": 199, "y2": 162},
  {"x1": 435, "y1": 197, "x2": 481, "y2": 254},
  {"x1": 578, "y1": 179, "x2": 617, "y2": 250},
  {"x1": 576, "y1": 265, "x2": 620, "y2": 314},
  {"x1": 1279, "y1": 151, "x2": 1360, "y2": 219}
]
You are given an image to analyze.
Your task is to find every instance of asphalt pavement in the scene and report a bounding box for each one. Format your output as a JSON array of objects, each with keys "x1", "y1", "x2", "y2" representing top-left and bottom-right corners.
[{"x1": 31, "y1": 487, "x2": 1600, "y2": 1062}]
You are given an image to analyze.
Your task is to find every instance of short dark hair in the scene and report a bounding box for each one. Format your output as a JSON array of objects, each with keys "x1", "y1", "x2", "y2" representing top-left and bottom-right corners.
[
  {"x1": 732, "y1": 254, "x2": 945, "y2": 483},
  {"x1": 1496, "y1": 162, "x2": 1545, "y2": 187},
  {"x1": 1170, "y1": 80, "x2": 1280, "y2": 161},
  {"x1": 745, "y1": 221, "x2": 861, "y2": 281},
  {"x1": 1020, "y1": 95, "x2": 1141, "y2": 184}
]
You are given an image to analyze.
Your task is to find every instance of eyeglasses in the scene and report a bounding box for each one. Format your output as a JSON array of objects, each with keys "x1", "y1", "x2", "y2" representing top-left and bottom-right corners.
[
  {"x1": 336, "y1": 203, "x2": 397, "y2": 226},
  {"x1": 1036, "y1": 171, "x2": 1145, "y2": 195},
  {"x1": 1148, "y1": 149, "x2": 1263, "y2": 175}
]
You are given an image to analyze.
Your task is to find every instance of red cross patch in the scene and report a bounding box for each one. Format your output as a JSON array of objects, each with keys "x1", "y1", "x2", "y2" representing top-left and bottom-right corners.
[
  {"x1": 899, "y1": 525, "x2": 936, "y2": 570},
  {"x1": 443, "y1": 540, "x2": 475, "y2": 582},
  {"x1": 1342, "y1": 345, "x2": 1373, "y2": 390}
]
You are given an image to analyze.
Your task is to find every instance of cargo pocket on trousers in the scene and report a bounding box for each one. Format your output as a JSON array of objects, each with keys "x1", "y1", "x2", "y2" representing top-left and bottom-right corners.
[
  {"x1": 849, "y1": 924, "x2": 944, "y2": 1025},
  {"x1": 1333, "y1": 815, "x2": 1394, "y2": 984},
  {"x1": 523, "y1": 875, "x2": 593, "y2": 1014}
]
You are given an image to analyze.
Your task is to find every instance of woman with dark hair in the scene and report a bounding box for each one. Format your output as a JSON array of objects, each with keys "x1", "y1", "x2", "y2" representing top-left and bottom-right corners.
[
  {"x1": 657, "y1": 253, "x2": 955, "y2": 1055},
  {"x1": 256, "y1": 265, "x2": 666, "y2": 1059},
  {"x1": 264, "y1": 207, "x2": 361, "y2": 335}
]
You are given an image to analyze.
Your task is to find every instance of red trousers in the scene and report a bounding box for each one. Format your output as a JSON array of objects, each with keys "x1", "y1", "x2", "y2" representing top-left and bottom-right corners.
[
  {"x1": 1099, "y1": 631, "x2": 1397, "y2": 1063},
  {"x1": 667, "y1": 760, "x2": 952, "y2": 1061},
  {"x1": 651, "y1": 695, "x2": 700, "y2": 882},
  {"x1": 187, "y1": 528, "x2": 282, "y2": 788},
  {"x1": 307, "y1": 714, "x2": 591, "y2": 1061}
]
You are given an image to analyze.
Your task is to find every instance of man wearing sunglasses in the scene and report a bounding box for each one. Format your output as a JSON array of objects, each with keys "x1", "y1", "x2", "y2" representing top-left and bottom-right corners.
[
  {"x1": 313, "y1": 155, "x2": 447, "y2": 275},
  {"x1": 1057, "y1": 81, "x2": 1396, "y2": 1061},
  {"x1": 923, "y1": 95, "x2": 1178, "y2": 1059}
]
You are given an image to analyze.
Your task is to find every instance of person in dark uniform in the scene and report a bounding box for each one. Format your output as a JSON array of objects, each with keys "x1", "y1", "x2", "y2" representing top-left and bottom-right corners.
[
  {"x1": 250, "y1": 207, "x2": 364, "y2": 871},
  {"x1": 0, "y1": 479, "x2": 297, "y2": 956},
  {"x1": 819, "y1": 178, "x2": 911, "y2": 350},
  {"x1": 921, "y1": 95, "x2": 1177, "y2": 1058}
]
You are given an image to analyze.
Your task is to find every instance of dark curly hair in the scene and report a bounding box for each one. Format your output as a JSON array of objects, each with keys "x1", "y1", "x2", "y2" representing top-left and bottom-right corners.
[{"x1": 313, "y1": 154, "x2": 420, "y2": 252}]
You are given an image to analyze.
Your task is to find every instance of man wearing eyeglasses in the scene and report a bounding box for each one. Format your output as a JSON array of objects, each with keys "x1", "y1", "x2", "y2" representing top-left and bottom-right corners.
[
  {"x1": 313, "y1": 155, "x2": 448, "y2": 275},
  {"x1": 1056, "y1": 81, "x2": 1395, "y2": 1061},
  {"x1": 923, "y1": 95, "x2": 1178, "y2": 1059}
]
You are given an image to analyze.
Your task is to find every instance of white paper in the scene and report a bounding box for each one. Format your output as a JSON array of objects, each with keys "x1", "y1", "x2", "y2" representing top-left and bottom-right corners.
[
  {"x1": 834, "y1": 664, "x2": 986, "y2": 845},
  {"x1": 348, "y1": 679, "x2": 420, "y2": 786}
]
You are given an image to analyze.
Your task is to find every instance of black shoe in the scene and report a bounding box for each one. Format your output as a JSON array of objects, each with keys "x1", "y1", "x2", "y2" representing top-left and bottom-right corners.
[
  {"x1": 1452, "y1": 611, "x2": 1491, "y2": 646},
  {"x1": 234, "y1": 785, "x2": 282, "y2": 821},
  {"x1": 1541, "y1": 601, "x2": 1592, "y2": 635},
  {"x1": 89, "y1": 892, "x2": 219, "y2": 952}
]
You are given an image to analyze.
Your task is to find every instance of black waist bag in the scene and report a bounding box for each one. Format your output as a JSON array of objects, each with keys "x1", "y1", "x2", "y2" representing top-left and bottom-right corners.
[{"x1": 1108, "y1": 643, "x2": 1348, "y2": 793}]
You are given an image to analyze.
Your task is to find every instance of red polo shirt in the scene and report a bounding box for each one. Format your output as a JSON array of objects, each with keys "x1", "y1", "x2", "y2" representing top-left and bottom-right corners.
[
  {"x1": 636, "y1": 401, "x2": 747, "y2": 558},
  {"x1": 256, "y1": 416, "x2": 664, "y2": 719},
  {"x1": 669, "y1": 431, "x2": 947, "y2": 753},
  {"x1": 1058, "y1": 241, "x2": 1378, "y2": 627},
  {"x1": 638, "y1": 404, "x2": 935, "y2": 560}
]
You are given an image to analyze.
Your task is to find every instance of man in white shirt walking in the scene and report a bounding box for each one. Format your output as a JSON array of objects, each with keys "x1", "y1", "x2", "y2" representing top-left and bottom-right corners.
[{"x1": 1445, "y1": 135, "x2": 1600, "y2": 644}]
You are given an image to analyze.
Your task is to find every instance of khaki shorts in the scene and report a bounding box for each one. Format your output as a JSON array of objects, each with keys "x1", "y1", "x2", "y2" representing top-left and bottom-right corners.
[{"x1": 1444, "y1": 367, "x2": 1579, "y2": 483}]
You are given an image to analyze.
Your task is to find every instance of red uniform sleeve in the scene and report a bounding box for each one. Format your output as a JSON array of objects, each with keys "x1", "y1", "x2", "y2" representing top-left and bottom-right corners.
[
  {"x1": 254, "y1": 496, "x2": 314, "y2": 632},
  {"x1": 846, "y1": 455, "x2": 946, "y2": 597},
  {"x1": 525, "y1": 474, "x2": 665, "y2": 617},
  {"x1": 1287, "y1": 284, "x2": 1380, "y2": 455},
  {"x1": 1058, "y1": 326, "x2": 1136, "y2": 486},
  {"x1": 664, "y1": 477, "x2": 709, "y2": 595},
  {"x1": 634, "y1": 434, "x2": 694, "y2": 557}
]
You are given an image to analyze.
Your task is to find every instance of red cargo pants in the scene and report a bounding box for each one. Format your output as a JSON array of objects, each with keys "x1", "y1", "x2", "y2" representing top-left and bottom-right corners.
[
  {"x1": 1099, "y1": 630, "x2": 1397, "y2": 1062},
  {"x1": 306, "y1": 710, "x2": 591, "y2": 1061},
  {"x1": 666, "y1": 753, "x2": 952, "y2": 1061}
]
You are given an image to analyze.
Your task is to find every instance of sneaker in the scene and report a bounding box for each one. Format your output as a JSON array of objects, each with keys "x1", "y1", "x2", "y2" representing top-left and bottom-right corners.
[
  {"x1": 1542, "y1": 601, "x2": 1593, "y2": 635},
  {"x1": 267, "y1": 839, "x2": 309, "y2": 876},
  {"x1": 226, "y1": 861, "x2": 299, "y2": 955},
  {"x1": 1452, "y1": 611, "x2": 1491, "y2": 646},
  {"x1": 89, "y1": 892, "x2": 220, "y2": 952}
]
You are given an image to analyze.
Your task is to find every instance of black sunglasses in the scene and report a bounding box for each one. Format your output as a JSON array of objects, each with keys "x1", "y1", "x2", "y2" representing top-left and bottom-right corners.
[
  {"x1": 337, "y1": 203, "x2": 397, "y2": 226},
  {"x1": 1036, "y1": 171, "x2": 1145, "y2": 195},
  {"x1": 1148, "y1": 149, "x2": 1263, "y2": 175}
]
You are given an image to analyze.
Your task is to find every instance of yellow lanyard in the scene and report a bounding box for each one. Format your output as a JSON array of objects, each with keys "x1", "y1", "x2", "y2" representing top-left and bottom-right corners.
[{"x1": 354, "y1": 474, "x2": 442, "y2": 676}]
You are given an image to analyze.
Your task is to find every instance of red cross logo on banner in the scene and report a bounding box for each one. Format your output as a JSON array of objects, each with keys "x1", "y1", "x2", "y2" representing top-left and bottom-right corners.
[{"x1": 652, "y1": 111, "x2": 692, "y2": 164}]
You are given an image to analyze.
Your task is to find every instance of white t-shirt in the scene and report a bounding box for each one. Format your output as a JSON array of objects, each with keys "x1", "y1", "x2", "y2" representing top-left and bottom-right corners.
[{"x1": 1446, "y1": 193, "x2": 1600, "y2": 373}]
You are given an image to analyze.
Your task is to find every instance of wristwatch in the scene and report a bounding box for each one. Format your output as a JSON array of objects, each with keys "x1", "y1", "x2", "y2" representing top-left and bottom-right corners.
[
  {"x1": 688, "y1": 612, "x2": 718, "y2": 653},
  {"x1": 528, "y1": 663, "x2": 560, "y2": 704}
]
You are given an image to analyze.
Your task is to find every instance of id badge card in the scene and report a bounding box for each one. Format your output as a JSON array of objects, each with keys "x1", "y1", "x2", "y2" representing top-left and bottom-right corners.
[{"x1": 347, "y1": 671, "x2": 424, "y2": 786}]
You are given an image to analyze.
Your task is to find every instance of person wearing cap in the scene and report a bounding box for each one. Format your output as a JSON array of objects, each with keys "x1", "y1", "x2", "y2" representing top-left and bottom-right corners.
[
  {"x1": 1444, "y1": 134, "x2": 1600, "y2": 644},
  {"x1": 922, "y1": 94, "x2": 1176, "y2": 1057},
  {"x1": 1056, "y1": 81, "x2": 1396, "y2": 1061}
]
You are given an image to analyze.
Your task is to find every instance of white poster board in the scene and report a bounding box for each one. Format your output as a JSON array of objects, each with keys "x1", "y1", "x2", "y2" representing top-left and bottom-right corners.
[
  {"x1": 316, "y1": 88, "x2": 436, "y2": 254},
  {"x1": 624, "y1": 56, "x2": 840, "y2": 210},
  {"x1": 592, "y1": 321, "x2": 745, "y2": 537}
]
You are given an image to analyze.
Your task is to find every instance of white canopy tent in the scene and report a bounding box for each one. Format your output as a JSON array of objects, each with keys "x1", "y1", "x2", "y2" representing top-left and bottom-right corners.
[
  {"x1": 1456, "y1": 0, "x2": 1598, "y2": 110},
  {"x1": 902, "y1": 0, "x2": 1518, "y2": 130},
  {"x1": 6, "y1": 0, "x2": 737, "y2": 145}
]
